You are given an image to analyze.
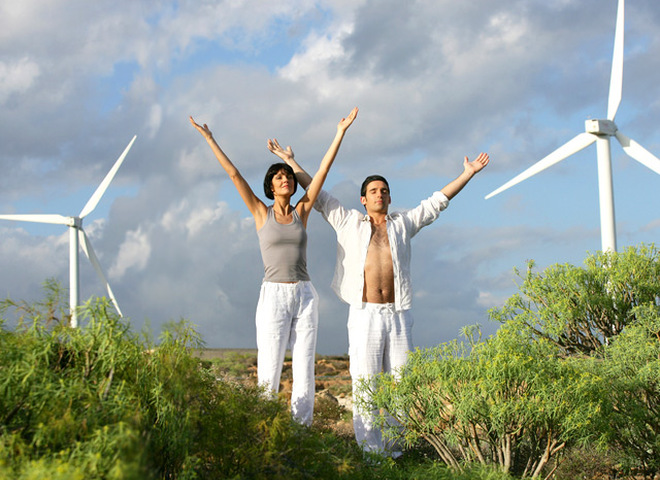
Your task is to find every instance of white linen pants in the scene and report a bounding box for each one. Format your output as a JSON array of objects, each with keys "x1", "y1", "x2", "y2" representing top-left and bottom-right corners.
[
  {"x1": 348, "y1": 303, "x2": 413, "y2": 456},
  {"x1": 255, "y1": 281, "x2": 319, "y2": 426}
]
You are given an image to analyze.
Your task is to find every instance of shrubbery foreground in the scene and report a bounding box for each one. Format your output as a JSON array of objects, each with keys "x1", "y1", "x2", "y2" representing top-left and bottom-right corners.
[
  {"x1": 365, "y1": 243, "x2": 660, "y2": 479},
  {"x1": 0, "y1": 283, "x2": 512, "y2": 480},
  {"x1": 1, "y1": 244, "x2": 658, "y2": 479},
  {"x1": 0, "y1": 282, "x2": 381, "y2": 479}
]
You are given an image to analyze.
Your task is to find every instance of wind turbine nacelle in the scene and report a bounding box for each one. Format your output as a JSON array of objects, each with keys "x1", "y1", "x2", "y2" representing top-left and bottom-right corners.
[{"x1": 585, "y1": 119, "x2": 617, "y2": 136}]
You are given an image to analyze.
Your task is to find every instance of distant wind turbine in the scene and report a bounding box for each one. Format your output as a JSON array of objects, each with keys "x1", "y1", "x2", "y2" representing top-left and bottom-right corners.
[
  {"x1": 0, "y1": 136, "x2": 137, "y2": 327},
  {"x1": 485, "y1": 0, "x2": 660, "y2": 253}
]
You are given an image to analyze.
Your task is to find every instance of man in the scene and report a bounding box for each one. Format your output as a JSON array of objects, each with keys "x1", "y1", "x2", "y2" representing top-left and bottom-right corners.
[{"x1": 268, "y1": 138, "x2": 489, "y2": 455}]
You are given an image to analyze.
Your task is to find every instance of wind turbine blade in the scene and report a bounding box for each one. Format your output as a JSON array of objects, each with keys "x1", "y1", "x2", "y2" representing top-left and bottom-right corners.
[
  {"x1": 78, "y1": 229, "x2": 123, "y2": 317},
  {"x1": 615, "y1": 131, "x2": 660, "y2": 175},
  {"x1": 485, "y1": 132, "x2": 597, "y2": 199},
  {"x1": 0, "y1": 214, "x2": 72, "y2": 226},
  {"x1": 79, "y1": 135, "x2": 137, "y2": 219},
  {"x1": 607, "y1": 0, "x2": 625, "y2": 121}
]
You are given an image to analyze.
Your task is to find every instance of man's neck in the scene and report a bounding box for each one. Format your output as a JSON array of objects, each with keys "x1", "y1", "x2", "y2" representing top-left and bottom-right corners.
[{"x1": 367, "y1": 210, "x2": 388, "y2": 225}]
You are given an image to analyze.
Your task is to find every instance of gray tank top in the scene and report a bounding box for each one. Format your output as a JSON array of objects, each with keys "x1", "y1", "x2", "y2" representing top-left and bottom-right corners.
[{"x1": 257, "y1": 206, "x2": 310, "y2": 282}]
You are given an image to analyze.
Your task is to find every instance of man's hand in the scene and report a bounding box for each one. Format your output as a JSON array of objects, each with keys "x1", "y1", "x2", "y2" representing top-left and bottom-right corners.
[
  {"x1": 338, "y1": 107, "x2": 358, "y2": 133},
  {"x1": 267, "y1": 138, "x2": 295, "y2": 164},
  {"x1": 441, "y1": 152, "x2": 490, "y2": 200},
  {"x1": 463, "y1": 152, "x2": 490, "y2": 176}
]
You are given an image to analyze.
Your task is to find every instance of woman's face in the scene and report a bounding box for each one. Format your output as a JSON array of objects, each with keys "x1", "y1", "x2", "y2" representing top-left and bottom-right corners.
[{"x1": 271, "y1": 169, "x2": 295, "y2": 197}]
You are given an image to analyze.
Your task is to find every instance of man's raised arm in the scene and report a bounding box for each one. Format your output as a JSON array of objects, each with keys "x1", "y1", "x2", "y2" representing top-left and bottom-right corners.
[
  {"x1": 267, "y1": 139, "x2": 313, "y2": 189},
  {"x1": 440, "y1": 153, "x2": 490, "y2": 200}
]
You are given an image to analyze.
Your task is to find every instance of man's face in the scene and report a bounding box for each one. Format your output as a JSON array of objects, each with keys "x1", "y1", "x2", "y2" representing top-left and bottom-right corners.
[{"x1": 360, "y1": 180, "x2": 391, "y2": 214}]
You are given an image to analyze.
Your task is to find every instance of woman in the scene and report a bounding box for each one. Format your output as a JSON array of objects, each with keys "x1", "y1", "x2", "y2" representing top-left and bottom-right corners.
[{"x1": 189, "y1": 107, "x2": 357, "y2": 425}]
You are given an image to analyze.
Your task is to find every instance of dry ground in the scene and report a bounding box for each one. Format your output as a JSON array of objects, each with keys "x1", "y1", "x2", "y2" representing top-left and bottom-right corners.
[{"x1": 196, "y1": 349, "x2": 354, "y2": 436}]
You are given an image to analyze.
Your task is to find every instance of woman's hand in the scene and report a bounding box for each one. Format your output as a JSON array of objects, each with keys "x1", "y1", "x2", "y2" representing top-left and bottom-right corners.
[
  {"x1": 189, "y1": 116, "x2": 213, "y2": 140},
  {"x1": 337, "y1": 107, "x2": 358, "y2": 133}
]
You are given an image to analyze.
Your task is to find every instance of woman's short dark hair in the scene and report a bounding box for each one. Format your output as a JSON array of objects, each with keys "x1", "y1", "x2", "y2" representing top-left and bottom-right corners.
[
  {"x1": 263, "y1": 163, "x2": 298, "y2": 200},
  {"x1": 360, "y1": 175, "x2": 390, "y2": 197}
]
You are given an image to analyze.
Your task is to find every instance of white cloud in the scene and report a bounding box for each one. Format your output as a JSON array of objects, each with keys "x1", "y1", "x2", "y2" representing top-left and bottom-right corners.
[
  {"x1": 279, "y1": 26, "x2": 351, "y2": 83},
  {"x1": 0, "y1": 57, "x2": 40, "y2": 104},
  {"x1": 147, "y1": 104, "x2": 163, "y2": 139},
  {"x1": 476, "y1": 290, "x2": 508, "y2": 309},
  {"x1": 184, "y1": 204, "x2": 226, "y2": 237},
  {"x1": 109, "y1": 227, "x2": 151, "y2": 280}
]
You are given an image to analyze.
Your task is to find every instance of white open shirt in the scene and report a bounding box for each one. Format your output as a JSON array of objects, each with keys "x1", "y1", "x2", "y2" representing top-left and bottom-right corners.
[{"x1": 314, "y1": 189, "x2": 449, "y2": 312}]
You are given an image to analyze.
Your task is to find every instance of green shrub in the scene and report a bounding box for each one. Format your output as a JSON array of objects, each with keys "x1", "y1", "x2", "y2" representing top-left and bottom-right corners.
[
  {"x1": 365, "y1": 245, "x2": 660, "y2": 478},
  {"x1": 489, "y1": 244, "x2": 660, "y2": 356},
  {"x1": 598, "y1": 303, "x2": 660, "y2": 476},
  {"x1": 6, "y1": 241, "x2": 658, "y2": 479},
  {"x1": 486, "y1": 243, "x2": 660, "y2": 475},
  {"x1": 0, "y1": 283, "x2": 377, "y2": 479},
  {"x1": 364, "y1": 323, "x2": 606, "y2": 478}
]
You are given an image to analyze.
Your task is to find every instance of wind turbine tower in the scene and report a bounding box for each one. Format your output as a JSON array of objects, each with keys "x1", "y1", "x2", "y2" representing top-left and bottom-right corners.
[
  {"x1": 485, "y1": 0, "x2": 660, "y2": 252},
  {"x1": 0, "y1": 136, "x2": 137, "y2": 327}
]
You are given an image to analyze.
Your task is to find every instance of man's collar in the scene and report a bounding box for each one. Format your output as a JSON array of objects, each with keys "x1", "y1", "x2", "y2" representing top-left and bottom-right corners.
[{"x1": 362, "y1": 213, "x2": 393, "y2": 222}]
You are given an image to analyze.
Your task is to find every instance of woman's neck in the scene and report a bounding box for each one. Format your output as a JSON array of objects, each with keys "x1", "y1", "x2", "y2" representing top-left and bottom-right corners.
[{"x1": 272, "y1": 196, "x2": 292, "y2": 216}]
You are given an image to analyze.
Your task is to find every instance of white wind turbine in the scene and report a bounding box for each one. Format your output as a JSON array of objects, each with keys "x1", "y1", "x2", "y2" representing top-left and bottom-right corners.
[
  {"x1": 485, "y1": 0, "x2": 660, "y2": 253},
  {"x1": 0, "y1": 136, "x2": 137, "y2": 327}
]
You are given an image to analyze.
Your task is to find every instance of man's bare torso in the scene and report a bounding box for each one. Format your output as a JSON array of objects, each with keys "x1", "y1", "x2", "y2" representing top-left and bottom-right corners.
[{"x1": 362, "y1": 220, "x2": 395, "y2": 303}]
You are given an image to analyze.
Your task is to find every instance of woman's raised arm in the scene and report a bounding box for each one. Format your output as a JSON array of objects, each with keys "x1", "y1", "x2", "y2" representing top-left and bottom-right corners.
[{"x1": 190, "y1": 116, "x2": 267, "y2": 227}]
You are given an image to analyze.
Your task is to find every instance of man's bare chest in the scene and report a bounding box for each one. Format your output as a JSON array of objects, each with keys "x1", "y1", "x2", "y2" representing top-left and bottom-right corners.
[
  {"x1": 363, "y1": 222, "x2": 394, "y2": 301},
  {"x1": 367, "y1": 223, "x2": 392, "y2": 259},
  {"x1": 370, "y1": 222, "x2": 390, "y2": 245}
]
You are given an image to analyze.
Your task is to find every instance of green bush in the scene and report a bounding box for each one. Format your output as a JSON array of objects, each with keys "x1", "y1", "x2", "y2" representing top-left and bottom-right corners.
[
  {"x1": 364, "y1": 324, "x2": 606, "y2": 478},
  {"x1": 487, "y1": 243, "x2": 660, "y2": 476},
  {"x1": 489, "y1": 244, "x2": 660, "y2": 356},
  {"x1": 5, "y1": 242, "x2": 658, "y2": 479},
  {"x1": 0, "y1": 283, "x2": 375, "y2": 479},
  {"x1": 364, "y1": 244, "x2": 660, "y2": 478},
  {"x1": 598, "y1": 303, "x2": 660, "y2": 475}
]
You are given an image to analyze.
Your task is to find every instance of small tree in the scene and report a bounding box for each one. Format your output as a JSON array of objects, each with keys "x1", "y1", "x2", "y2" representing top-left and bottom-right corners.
[
  {"x1": 366, "y1": 245, "x2": 660, "y2": 477},
  {"x1": 365, "y1": 324, "x2": 606, "y2": 478},
  {"x1": 489, "y1": 244, "x2": 660, "y2": 356},
  {"x1": 599, "y1": 303, "x2": 660, "y2": 476},
  {"x1": 486, "y1": 244, "x2": 660, "y2": 474}
]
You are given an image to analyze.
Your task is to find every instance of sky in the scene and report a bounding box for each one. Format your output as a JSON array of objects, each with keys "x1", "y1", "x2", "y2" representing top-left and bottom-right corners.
[{"x1": 1, "y1": 0, "x2": 659, "y2": 354}]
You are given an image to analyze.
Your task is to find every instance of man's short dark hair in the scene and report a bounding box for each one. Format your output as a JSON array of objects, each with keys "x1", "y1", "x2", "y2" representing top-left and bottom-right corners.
[
  {"x1": 360, "y1": 175, "x2": 390, "y2": 197},
  {"x1": 263, "y1": 163, "x2": 298, "y2": 200}
]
